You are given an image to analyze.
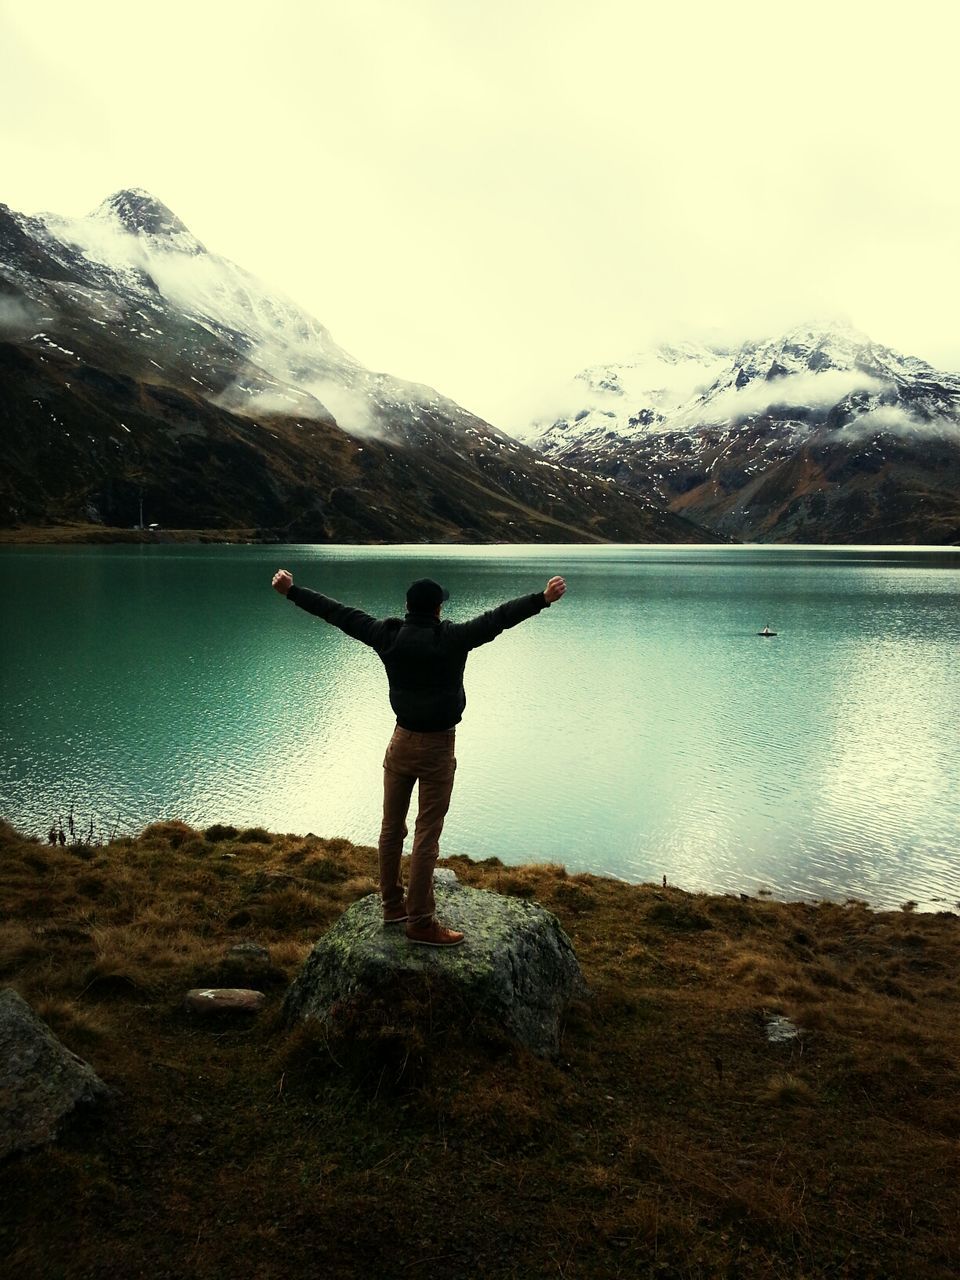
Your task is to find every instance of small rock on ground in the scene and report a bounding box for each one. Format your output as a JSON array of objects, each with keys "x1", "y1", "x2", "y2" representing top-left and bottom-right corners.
[
  {"x1": 226, "y1": 943, "x2": 270, "y2": 964},
  {"x1": 183, "y1": 988, "x2": 266, "y2": 1016}
]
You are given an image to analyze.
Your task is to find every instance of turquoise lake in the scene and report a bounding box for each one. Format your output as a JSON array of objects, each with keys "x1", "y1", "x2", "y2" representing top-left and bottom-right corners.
[{"x1": 2, "y1": 543, "x2": 959, "y2": 910}]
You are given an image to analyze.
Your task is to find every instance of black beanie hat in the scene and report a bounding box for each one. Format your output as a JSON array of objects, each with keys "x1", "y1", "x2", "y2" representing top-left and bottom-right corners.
[{"x1": 406, "y1": 578, "x2": 449, "y2": 612}]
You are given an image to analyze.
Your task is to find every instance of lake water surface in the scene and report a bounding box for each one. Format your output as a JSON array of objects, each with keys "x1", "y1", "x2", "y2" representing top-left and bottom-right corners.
[{"x1": 2, "y1": 543, "x2": 959, "y2": 910}]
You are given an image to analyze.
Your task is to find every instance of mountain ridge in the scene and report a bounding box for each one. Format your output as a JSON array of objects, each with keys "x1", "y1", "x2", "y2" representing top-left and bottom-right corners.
[
  {"x1": 90, "y1": 189, "x2": 202, "y2": 246},
  {"x1": 0, "y1": 190, "x2": 716, "y2": 544},
  {"x1": 521, "y1": 323, "x2": 960, "y2": 543}
]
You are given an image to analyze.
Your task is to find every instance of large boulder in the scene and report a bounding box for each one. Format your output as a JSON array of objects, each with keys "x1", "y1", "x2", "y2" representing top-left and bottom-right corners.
[
  {"x1": 283, "y1": 872, "x2": 588, "y2": 1058},
  {"x1": 0, "y1": 988, "x2": 111, "y2": 1160}
]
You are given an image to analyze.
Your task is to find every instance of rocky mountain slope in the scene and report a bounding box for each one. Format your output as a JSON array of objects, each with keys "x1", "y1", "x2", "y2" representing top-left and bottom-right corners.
[
  {"x1": 521, "y1": 324, "x2": 960, "y2": 543},
  {"x1": 0, "y1": 189, "x2": 712, "y2": 543}
]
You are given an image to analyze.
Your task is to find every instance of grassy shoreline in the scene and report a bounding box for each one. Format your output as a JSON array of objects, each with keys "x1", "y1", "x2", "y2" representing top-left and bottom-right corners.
[
  {"x1": 0, "y1": 524, "x2": 266, "y2": 545},
  {"x1": 2, "y1": 819, "x2": 959, "y2": 1278}
]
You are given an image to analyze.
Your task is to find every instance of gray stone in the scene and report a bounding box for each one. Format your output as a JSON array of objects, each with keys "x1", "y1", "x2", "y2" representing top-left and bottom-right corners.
[
  {"x1": 226, "y1": 943, "x2": 271, "y2": 965},
  {"x1": 183, "y1": 988, "x2": 266, "y2": 1016},
  {"x1": 0, "y1": 988, "x2": 111, "y2": 1161},
  {"x1": 283, "y1": 880, "x2": 588, "y2": 1058},
  {"x1": 218, "y1": 942, "x2": 283, "y2": 988}
]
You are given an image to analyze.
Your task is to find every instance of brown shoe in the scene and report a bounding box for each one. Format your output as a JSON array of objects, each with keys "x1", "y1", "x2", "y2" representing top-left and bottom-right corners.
[
  {"x1": 382, "y1": 904, "x2": 409, "y2": 925},
  {"x1": 405, "y1": 919, "x2": 465, "y2": 947}
]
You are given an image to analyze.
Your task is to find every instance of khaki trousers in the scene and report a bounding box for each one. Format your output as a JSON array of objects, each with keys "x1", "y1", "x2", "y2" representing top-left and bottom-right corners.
[{"x1": 378, "y1": 725, "x2": 457, "y2": 925}]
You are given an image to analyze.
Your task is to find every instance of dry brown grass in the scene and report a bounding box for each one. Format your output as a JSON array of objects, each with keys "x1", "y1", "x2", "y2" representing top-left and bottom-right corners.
[{"x1": 1, "y1": 817, "x2": 959, "y2": 1278}]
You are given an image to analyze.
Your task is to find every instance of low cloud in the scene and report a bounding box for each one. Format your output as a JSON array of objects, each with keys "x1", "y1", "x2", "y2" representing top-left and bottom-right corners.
[
  {"x1": 610, "y1": 351, "x2": 732, "y2": 411},
  {"x1": 0, "y1": 296, "x2": 43, "y2": 336},
  {"x1": 212, "y1": 369, "x2": 386, "y2": 440},
  {"x1": 518, "y1": 356, "x2": 891, "y2": 439},
  {"x1": 513, "y1": 376, "x2": 609, "y2": 439},
  {"x1": 212, "y1": 383, "x2": 326, "y2": 419},
  {"x1": 834, "y1": 404, "x2": 960, "y2": 440},
  {"x1": 303, "y1": 379, "x2": 384, "y2": 439},
  {"x1": 515, "y1": 349, "x2": 732, "y2": 439},
  {"x1": 848, "y1": 405, "x2": 917, "y2": 434},
  {"x1": 693, "y1": 369, "x2": 890, "y2": 425}
]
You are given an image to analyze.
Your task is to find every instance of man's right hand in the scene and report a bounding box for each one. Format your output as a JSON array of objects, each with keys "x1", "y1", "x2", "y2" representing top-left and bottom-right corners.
[
  {"x1": 272, "y1": 569, "x2": 293, "y2": 596},
  {"x1": 544, "y1": 575, "x2": 566, "y2": 604}
]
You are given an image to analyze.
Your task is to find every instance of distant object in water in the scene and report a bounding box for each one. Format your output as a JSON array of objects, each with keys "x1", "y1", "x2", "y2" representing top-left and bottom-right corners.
[{"x1": 757, "y1": 624, "x2": 777, "y2": 637}]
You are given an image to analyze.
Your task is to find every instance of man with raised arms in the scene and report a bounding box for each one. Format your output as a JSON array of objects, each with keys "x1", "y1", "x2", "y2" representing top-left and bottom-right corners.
[{"x1": 272, "y1": 569, "x2": 567, "y2": 946}]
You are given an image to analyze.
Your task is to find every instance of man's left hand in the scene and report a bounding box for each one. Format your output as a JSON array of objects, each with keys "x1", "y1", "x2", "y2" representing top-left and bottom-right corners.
[{"x1": 544, "y1": 576, "x2": 566, "y2": 603}]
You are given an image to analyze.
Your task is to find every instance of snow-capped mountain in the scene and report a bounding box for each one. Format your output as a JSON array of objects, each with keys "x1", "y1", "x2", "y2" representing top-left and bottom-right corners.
[
  {"x1": 522, "y1": 340, "x2": 734, "y2": 454},
  {"x1": 522, "y1": 323, "x2": 960, "y2": 543},
  {"x1": 0, "y1": 189, "x2": 712, "y2": 542}
]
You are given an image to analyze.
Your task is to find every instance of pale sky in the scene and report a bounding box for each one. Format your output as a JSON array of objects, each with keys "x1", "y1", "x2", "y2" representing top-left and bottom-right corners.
[{"x1": 3, "y1": 0, "x2": 959, "y2": 429}]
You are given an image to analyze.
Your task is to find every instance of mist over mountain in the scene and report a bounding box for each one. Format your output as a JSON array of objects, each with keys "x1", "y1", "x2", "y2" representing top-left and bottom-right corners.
[
  {"x1": 520, "y1": 323, "x2": 960, "y2": 543},
  {"x1": 0, "y1": 188, "x2": 712, "y2": 543}
]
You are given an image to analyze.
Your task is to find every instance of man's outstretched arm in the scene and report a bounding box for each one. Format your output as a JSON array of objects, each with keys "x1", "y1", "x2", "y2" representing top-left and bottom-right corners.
[
  {"x1": 449, "y1": 575, "x2": 566, "y2": 651},
  {"x1": 272, "y1": 569, "x2": 387, "y2": 648}
]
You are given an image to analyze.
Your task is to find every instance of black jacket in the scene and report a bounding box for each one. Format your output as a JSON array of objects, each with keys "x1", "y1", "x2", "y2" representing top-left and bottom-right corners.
[{"x1": 286, "y1": 585, "x2": 551, "y2": 731}]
